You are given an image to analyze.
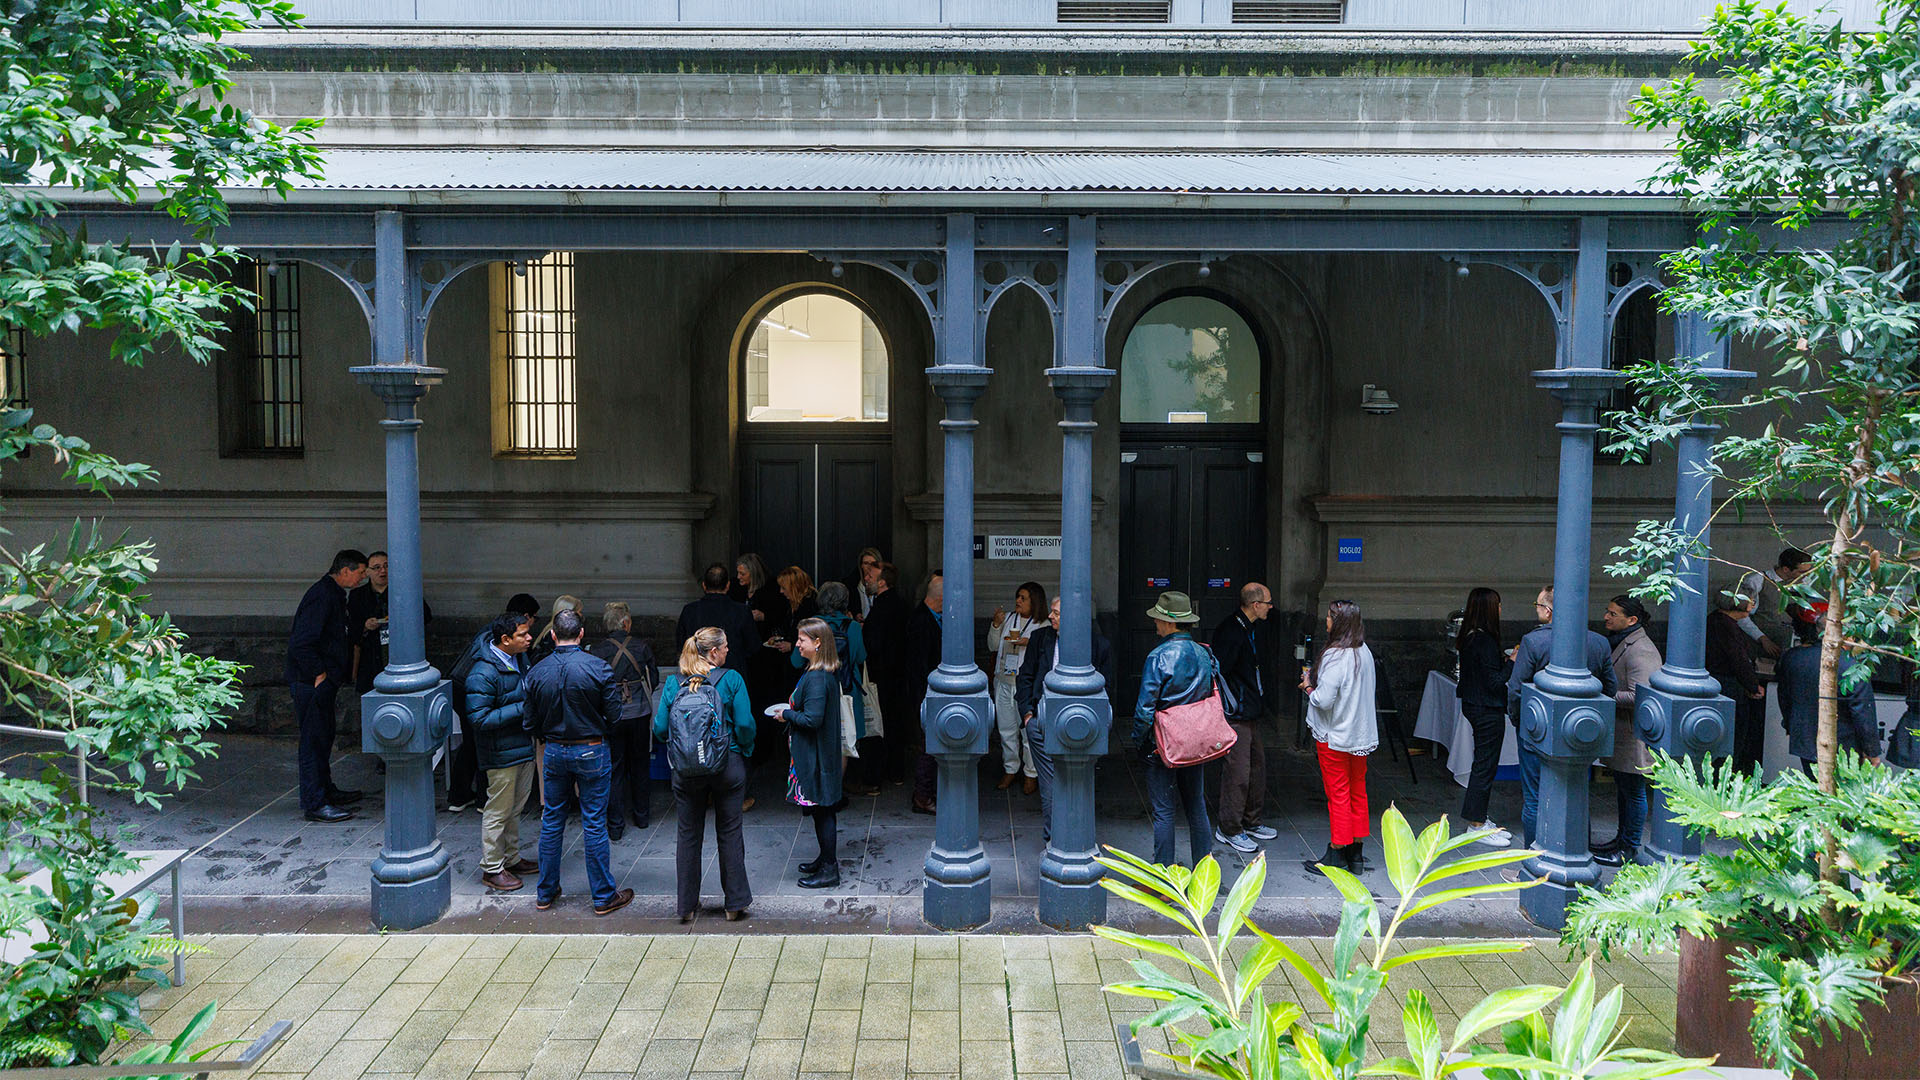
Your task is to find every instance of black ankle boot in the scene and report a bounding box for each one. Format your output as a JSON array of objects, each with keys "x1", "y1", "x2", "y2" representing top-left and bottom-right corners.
[
  {"x1": 1303, "y1": 844, "x2": 1344, "y2": 874},
  {"x1": 799, "y1": 865, "x2": 841, "y2": 889},
  {"x1": 1345, "y1": 841, "x2": 1372, "y2": 872},
  {"x1": 798, "y1": 855, "x2": 826, "y2": 875}
]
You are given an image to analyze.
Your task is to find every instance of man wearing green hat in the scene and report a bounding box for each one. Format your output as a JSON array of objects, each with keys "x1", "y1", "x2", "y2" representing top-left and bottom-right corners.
[{"x1": 1133, "y1": 590, "x2": 1220, "y2": 868}]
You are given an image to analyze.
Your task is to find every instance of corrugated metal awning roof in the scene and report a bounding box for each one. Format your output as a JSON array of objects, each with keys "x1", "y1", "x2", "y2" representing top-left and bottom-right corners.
[{"x1": 269, "y1": 148, "x2": 1673, "y2": 201}]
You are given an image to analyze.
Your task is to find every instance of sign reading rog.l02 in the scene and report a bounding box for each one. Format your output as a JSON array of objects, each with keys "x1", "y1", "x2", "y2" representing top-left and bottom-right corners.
[{"x1": 1337, "y1": 538, "x2": 1363, "y2": 563}]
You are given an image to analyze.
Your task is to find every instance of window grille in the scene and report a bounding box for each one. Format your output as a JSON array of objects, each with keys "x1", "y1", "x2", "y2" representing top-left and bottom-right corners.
[
  {"x1": 1, "y1": 327, "x2": 25, "y2": 411},
  {"x1": 1057, "y1": 1, "x2": 1170, "y2": 23},
  {"x1": 1231, "y1": 0, "x2": 1344, "y2": 23},
  {"x1": 492, "y1": 253, "x2": 577, "y2": 457},
  {"x1": 217, "y1": 260, "x2": 303, "y2": 455}
]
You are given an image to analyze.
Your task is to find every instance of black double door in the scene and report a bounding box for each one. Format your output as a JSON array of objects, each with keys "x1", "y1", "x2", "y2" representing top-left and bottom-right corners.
[
  {"x1": 1117, "y1": 443, "x2": 1267, "y2": 705},
  {"x1": 739, "y1": 436, "x2": 892, "y2": 588}
]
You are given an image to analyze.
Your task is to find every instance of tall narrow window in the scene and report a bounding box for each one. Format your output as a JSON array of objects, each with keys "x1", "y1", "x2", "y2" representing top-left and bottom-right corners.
[
  {"x1": 218, "y1": 260, "x2": 303, "y2": 455},
  {"x1": 491, "y1": 253, "x2": 577, "y2": 457},
  {"x1": 1, "y1": 327, "x2": 25, "y2": 411}
]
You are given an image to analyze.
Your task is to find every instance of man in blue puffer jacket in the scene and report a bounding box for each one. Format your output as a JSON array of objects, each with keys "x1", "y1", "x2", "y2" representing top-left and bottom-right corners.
[{"x1": 466, "y1": 612, "x2": 539, "y2": 892}]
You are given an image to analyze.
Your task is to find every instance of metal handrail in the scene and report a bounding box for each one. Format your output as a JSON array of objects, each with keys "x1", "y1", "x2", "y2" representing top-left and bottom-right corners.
[
  {"x1": 0, "y1": 723, "x2": 90, "y2": 805},
  {"x1": 1, "y1": 1020, "x2": 290, "y2": 1080}
]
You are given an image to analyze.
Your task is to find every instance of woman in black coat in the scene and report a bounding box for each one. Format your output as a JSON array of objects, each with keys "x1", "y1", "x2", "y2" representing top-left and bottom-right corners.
[
  {"x1": 1454, "y1": 587, "x2": 1511, "y2": 846},
  {"x1": 779, "y1": 617, "x2": 847, "y2": 889}
]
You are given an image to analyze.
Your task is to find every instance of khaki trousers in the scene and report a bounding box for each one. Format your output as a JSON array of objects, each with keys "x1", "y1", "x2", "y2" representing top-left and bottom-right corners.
[{"x1": 481, "y1": 761, "x2": 536, "y2": 873}]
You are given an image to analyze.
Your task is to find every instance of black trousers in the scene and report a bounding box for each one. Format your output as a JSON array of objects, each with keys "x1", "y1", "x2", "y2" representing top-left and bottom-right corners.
[
  {"x1": 810, "y1": 806, "x2": 838, "y2": 864},
  {"x1": 1734, "y1": 693, "x2": 1767, "y2": 775},
  {"x1": 291, "y1": 679, "x2": 339, "y2": 814},
  {"x1": 616, "y1": 717, "x2": 651, "y2": 826},
  {"x1": 879, "y1": 684, "x2": 915, "y2": 783},
  {"x1": 449, "y1": 728, "x2": 483, "y2": 806},
  {"x1": 671, "y1": 750, "x2": 752, "y2": 916},
  {"x1": 1460, "y1": 706, "x2": 1506, "y2": 825}
]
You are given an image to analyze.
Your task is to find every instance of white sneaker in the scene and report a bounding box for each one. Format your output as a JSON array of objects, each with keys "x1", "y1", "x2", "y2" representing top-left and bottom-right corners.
[
  {"x1": 1214, "y1": 829, "x2": 1259, "y2": 854},
  {"x1": 1473, "y1": 823, "x2": 1514, "y2": 848},
  {"x1": 1245, "y1": 824, "x2": 1279, "y2": 841}
]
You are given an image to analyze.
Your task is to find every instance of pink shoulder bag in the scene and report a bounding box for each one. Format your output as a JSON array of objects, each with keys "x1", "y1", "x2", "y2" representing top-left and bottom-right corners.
[{"x1": 1152, "y1": 650, "x2": 1238, "y2": 767}]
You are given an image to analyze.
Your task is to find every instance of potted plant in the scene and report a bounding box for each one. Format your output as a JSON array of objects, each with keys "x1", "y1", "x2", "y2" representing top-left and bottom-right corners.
[
  {"x1": 1567, "y1": 754, "x2": 1920, "y2": 1078},
  {"x1": 1095, "y1": 806, "x2": 1724, "y2": 1080}
]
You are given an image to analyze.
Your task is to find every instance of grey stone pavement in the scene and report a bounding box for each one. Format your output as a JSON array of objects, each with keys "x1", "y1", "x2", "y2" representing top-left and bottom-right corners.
[
  {"x1": 129, "y1": 933, "x2": 1680, "y2": 1080},
  {"x1": 7, "y1": 729, "x2": 1628, "y2": 935}
]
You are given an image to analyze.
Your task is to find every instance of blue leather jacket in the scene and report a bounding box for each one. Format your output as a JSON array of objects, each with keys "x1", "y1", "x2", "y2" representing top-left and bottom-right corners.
[{"x1": 1131, "y1": 632, "x2": 1219, "y2": 744}]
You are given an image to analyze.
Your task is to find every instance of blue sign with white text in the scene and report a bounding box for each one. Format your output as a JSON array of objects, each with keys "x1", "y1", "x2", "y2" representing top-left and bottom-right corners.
[{"x1": 1337, "y1": 538, "x2": 1363, "y2": 563}]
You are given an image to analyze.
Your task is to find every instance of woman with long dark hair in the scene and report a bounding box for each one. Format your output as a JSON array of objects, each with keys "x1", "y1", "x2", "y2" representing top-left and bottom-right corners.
[
  {"x1": 1302, "y1": 600, "x2": 1377, "y2": 872},
  {"x1": 1454, "y1": 586, "x2": 1511, "y2": 847},
  {"x1": 989, "y1": 581, "x2": 1047, "y2": 793}
]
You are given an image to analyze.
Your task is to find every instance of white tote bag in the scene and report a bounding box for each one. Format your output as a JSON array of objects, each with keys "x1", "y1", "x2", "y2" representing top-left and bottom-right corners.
[
  {"x1": 859, "y1": 672, "x2": 885, "y2": 739},
  {"x1": 839, "y1": 693, "x2": 860, "y2": 758}
]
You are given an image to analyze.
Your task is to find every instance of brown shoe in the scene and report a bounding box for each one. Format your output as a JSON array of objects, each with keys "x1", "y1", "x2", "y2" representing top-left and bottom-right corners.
[
  {"x1": 996, "y1": 774, "x2": 1015, "y2": 790},
  {"x1": 1022, "y1": 777, "x2": 1038, "y2": 796},
  {"x1": 742, "y1": 796, "x2": 756, "y2": 812},
  {"x1": 482, "y1": 870, "x2": 523, "y2": 892},
  {"x1": 594, "y1": 888, "x2": 635, "y2": 916},
  {"x1": 507, "y1": 858, "x2": 538, "y2": 875}
]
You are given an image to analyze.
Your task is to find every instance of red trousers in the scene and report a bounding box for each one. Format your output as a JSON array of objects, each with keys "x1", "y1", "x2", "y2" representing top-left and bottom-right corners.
[{"x1": 1315, "y1": 743, "x2": 1370, "y2": 847}]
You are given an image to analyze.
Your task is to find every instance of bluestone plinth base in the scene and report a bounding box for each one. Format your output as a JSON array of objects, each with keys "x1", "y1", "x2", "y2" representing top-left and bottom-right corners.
[{"x1": 371, "y1": 864, "x2": 451, "y2": 931}]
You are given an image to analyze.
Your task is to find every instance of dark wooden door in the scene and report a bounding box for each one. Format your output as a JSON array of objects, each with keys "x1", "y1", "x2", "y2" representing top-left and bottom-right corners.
[
  {"x1": 740, "y1": 439, "x2": 891, "y2": 586},
  {"x1": 1117, "y1": 444, "x2": 1266, "y2": 706}
]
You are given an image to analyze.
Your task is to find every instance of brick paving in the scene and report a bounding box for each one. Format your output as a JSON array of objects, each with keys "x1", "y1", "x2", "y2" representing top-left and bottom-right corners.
[{"x1": 132, "y1": 934, "x2": 1679, "y2": 1080}]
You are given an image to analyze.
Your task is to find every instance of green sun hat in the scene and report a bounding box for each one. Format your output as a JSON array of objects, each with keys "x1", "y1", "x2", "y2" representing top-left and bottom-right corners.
[{"x1": 1146, "y1": 590, "x2": 1201, "y2": 624}]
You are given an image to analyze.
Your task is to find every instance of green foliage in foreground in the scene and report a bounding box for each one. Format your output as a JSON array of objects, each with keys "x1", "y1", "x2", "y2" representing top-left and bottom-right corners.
[{"x1": 1096, "y1": 806, "x2": 1710, "y2": 1080}]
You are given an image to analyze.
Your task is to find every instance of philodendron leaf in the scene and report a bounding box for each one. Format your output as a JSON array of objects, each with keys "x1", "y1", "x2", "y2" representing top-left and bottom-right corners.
[
  {"x1": 1382, "y1": 806, "x2": 1421, "y2": 895},
  {"x1": 1216, "y1": 852, "x2": 1267, "y2": 954},
  {"x1": 1451, "y1": 985, "x2": 1565, "y2": 1050}
]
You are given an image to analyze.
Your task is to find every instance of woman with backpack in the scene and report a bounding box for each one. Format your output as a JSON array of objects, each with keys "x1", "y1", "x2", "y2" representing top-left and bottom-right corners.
[
  {"x1": 778, "y1": 617, "x2": 849, "y2": 888},
  {"x1": 652, "y1": 626, "x2": 756, "y2": 923},
  {"x1": 1301, "y1": 599, "x2": 1378, "y2": 873}
]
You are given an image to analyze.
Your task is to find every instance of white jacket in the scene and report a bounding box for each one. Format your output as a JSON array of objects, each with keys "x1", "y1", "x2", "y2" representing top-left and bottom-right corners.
[
  {"x1": 993, "y1": 613, "x2": 1039, "y2": 677},
  {"x1": 1307, "y1": 644, "x2": 1379, "y2": 755}
]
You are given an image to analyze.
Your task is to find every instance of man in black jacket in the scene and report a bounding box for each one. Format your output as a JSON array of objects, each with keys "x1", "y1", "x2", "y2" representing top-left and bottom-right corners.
[
  {"x1": 284, "y1": 549, "x2": 369, "y2": 822},
  {"x1": 903, "y1": 572, "x2": 945, "y2": 813},
  {"x1": 1015, "y1": 595, "x2": 1113, "y2": 842},
  {"x1": 863, "y1": 563, "x2": 911, "y2": 785},
  {"x1": 1210, "y1": 583, "x2": 1276, "y2": 853},
  {"x1": 675, "y1": 563, "x2": 759, "y2": 672},
  {"x1": 522, "y1": 609, "x2": 633, "y2": 916}
]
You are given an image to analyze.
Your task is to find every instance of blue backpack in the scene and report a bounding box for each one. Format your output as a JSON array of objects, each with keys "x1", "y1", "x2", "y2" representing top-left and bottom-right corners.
[{"x1": 666, "y1": 676, "x2": 731, "y2": 778}]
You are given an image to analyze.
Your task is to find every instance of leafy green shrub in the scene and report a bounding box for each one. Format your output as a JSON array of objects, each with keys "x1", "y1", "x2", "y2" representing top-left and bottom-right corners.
[
  {"x1": 1096, "y1": 806, "x2": 1709, "y2": 1080},
  {"x1": 1567, "y1": 752, "x2": 1920, "y2": 1076}
]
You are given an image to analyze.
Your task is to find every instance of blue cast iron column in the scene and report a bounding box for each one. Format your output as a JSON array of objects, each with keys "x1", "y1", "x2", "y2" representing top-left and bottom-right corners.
[
  {"x1": 1519, "y1": 215, "x2": 1620, "y2": 932},
  {"x1": 922, "y1": 213, "x2": 995, "y2": 932},
  {"x1": 350, "y1": 210, "x2": 452, "y2": 931},
  {"x1": 1038, "y1": 214, "x2": 1114, "y2": 930},
  {"x1": 1637, "y1": 314, "x2": 1749, "y2": 863}
]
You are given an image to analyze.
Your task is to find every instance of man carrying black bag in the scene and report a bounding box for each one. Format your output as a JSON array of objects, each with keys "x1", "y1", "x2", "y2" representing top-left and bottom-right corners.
[{"x1": 590, "y1": 602, "x2": 658, "y2": 836}]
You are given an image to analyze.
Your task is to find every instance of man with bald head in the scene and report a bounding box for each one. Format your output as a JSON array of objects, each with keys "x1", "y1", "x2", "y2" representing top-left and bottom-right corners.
[{"x1": 1210, "y1": 582, "x2": 1277, "y2": 853}]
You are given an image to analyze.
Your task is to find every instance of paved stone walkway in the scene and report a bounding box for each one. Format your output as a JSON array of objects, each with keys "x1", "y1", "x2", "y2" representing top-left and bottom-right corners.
[{"x1": 134, "y1": 934, "x2": 1679, "y2": 1080}]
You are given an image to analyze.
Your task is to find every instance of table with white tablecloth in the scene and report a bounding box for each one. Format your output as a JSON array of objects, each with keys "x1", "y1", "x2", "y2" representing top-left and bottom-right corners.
[{"x1": 1411, "y1": 670, "x2": 1519, "y2": 787}]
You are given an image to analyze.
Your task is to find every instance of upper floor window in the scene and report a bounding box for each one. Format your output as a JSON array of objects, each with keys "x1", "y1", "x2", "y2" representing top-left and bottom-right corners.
[
  {"x1": 1, "y1": 327, "x2": 25, "y2": 412},
  {"x1": 219, "y1": 260, "x2": 303, "y2": 455},
  {"x1": 491, "y1": 253, "x2": 577, "y2": 457},
  {"x1": 1120, "y1": 295, "x2": 1263, "y2": 425},
  {"x1": 745, "y1": 293, "x2": 889, "y2": 423}
]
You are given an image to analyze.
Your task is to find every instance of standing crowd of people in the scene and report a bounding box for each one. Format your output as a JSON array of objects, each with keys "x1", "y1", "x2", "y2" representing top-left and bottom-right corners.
[{"x1": 286, "y1": 539, "x2": 1894, "y2": 914}]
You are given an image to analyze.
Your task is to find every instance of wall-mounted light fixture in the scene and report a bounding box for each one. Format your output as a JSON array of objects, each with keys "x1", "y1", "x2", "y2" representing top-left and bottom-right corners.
[{"x1": 1361, "y1": 384, "x2": 1399, "y2": 415}]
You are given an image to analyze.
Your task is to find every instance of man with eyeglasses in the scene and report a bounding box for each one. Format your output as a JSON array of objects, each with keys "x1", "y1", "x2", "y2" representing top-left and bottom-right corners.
[
  {"x1": 1210, "y1": 582, "x2": 1278, "y2": 854},
  {"x1": 1503, "y1": 585, "x2": 1616, "y2": 850}
]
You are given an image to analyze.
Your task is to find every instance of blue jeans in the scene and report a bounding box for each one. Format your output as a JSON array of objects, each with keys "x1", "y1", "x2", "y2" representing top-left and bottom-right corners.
[
  {"x1": 1029, "y1": 715, "x2": 1054, "y2": 843},
  {"x1": 1516, "y1": 732, "x2": 1541, "y2": 848},
  {"x1": 1145, "y1": 751, "x2": 1211, "y2": 868},
  {"x1": 1613, "y1": 771, "x2": 1648, "y2": 855},
  {"x1": 538, "y1": 741, "x2": 617, "y2": 907}
]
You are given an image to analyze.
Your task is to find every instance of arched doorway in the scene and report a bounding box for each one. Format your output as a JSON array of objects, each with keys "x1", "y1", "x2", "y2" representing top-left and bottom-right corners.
[
  {"x1": 736, "y1": 291, "x2": 894, "y2": 586},
  {"x1": 1116, "y1": 293, "x2": 1270, "y2": 692}
]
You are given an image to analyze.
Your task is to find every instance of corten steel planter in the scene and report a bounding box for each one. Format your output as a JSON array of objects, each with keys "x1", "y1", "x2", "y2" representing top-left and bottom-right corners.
[{"x1": 1678, "y1": 934, "x2": 1920, "y2": 1078}]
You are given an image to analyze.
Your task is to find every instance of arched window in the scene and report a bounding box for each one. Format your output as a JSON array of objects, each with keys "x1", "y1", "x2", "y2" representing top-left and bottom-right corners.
[
  {"x1": 1119, "y1": 296, "x2": 1262, "y2": 425},
  {"x1": 745, "y1": 293, "x2": 888, "y2": 423}
]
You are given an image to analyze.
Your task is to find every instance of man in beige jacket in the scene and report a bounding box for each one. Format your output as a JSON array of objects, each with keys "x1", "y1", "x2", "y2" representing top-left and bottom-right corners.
[{"x1": 1596, "y1": 595, "x2": 1662, "y2": 867}]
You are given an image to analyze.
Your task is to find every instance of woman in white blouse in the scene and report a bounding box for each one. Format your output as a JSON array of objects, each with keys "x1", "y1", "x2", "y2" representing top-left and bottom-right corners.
[
  {"x1": 1301, "y1": 599, "x2": 1378, "y2": 875},
  {"x1": 988, "y1": 582, "x2": 1047, "y2": 793}
]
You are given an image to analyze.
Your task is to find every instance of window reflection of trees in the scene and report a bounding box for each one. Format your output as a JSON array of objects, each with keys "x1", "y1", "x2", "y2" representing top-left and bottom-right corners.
[{"x1": 1164, "y1": 322, "x2": 1241, "y2": 421}]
